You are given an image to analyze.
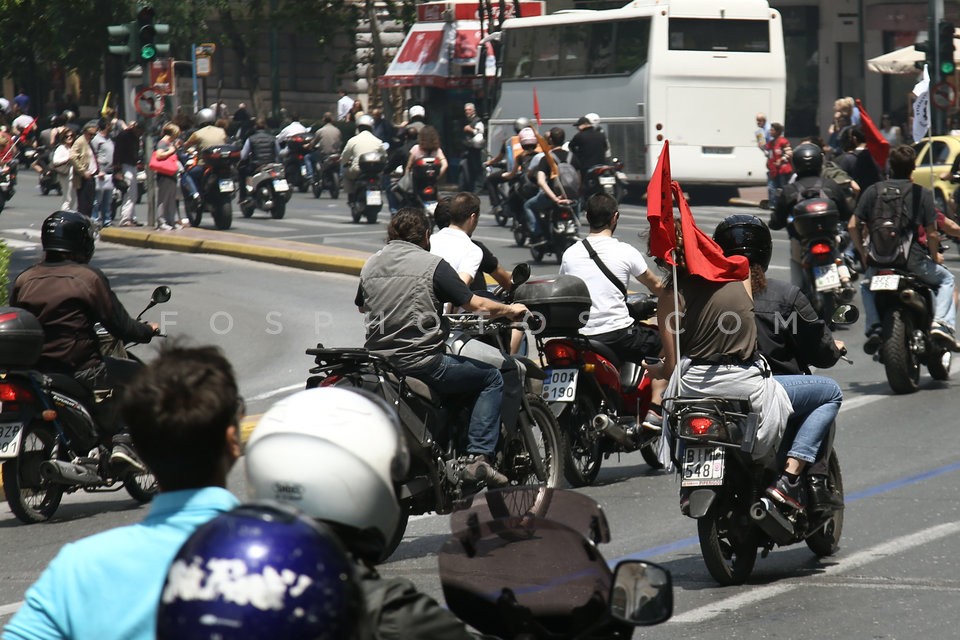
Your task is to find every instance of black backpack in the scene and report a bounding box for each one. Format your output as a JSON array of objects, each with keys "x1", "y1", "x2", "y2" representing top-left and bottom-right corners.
[{"x1": 865, "y1": 182, "x2": 917, "y2": 268}]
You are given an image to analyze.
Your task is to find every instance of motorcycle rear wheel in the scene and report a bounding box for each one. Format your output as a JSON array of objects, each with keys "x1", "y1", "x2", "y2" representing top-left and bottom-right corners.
[
  {"x1": 559, "y1": 398, "x2": 603, "y2": 487},
  {"x1": 505, "y1": 394, "x2": 564, "y2": 488},
  {"x1": 185, "y1": 197, "x2": 203, "y2": 228},
  {"x1": 212, "y1": 200, "x2": 233, "y2": 230},
  {"x1": 241, "y1": 199, "x2": 255, "y2": 218},
  {"x1": 271, "y1": 201, "x2": 286, "y2": 220},
  {"x1": 494, "y1": 206, "x2": 509, "y2": 227},
  {"x1": 365, "y1": 207, "x2": 379, "y2": 224},
  {"x1": 881, "y1": 309, "x2": 920, "y2": 394},
  {"x1": 312, "y1": 178, "x2": 321, "y2": 198},
  {"x1": 124, "y1": 469, "x2": 159, "y2": 503},
  {"x1": 2, "y1": 422, "x2": 64, "y2": 524},
  {"x1": 698, "y1": 496, "x2": 757, "y2": 585},
  {"x1": 806, "y1": 451, "x2": 844, "y2": 557}
]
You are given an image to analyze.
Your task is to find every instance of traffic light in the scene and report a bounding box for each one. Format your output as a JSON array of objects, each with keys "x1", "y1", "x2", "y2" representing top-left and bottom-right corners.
[
  {"x1": 939, "y1": 20, "x2": 956, "y2": 77},
  {"x1": 138, "y1": 5, "x2": 157, "y2": 63},
  {"x1": 107, "y1": 22, "x2": 137, "y2": 61}
]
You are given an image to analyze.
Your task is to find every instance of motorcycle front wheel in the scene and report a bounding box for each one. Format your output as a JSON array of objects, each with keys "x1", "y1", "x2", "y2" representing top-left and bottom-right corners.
[
  {"x1": 559, "y1": 397, "x2": 603, "y2": 487},
  {"x1": 504, "y1": 394, "x2": 564, "y2": 488},
  {"x1": 2, "y1": 422, "x2": 64, "y2": 524},
  {"x1": 184, "y1": 196, "x2": 203, "y2": 228},
  {"x1": 124, "y1": 469, "x2": 159, "y2": 503},
  {"x1": 806, "y1": 451, "x2": 844, "y2": 557},
  {"x1": 881, "y1": 309, "x2": 920, "y2": 394},
  {"x1": 697, "y1": 489, "x2": 758, "y2": 585}
]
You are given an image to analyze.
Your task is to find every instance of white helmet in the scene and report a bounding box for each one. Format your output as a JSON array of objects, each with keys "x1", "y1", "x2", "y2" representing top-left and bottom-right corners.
[
  {"x1": 408, "y1": 105, "x2": 425, "y2": 119},
  {"x1": 245, "y1": 387, "x2": 409, "y2": 563},
  {"x1": 195, "y1": 107, "x2": 215, "y2": 126},
  {"x1": 356, "y1": 114, "x2": 375, "y2": 131},
  {"x1": 585, "y1": 112, "x2": 600, "y2": 126}
]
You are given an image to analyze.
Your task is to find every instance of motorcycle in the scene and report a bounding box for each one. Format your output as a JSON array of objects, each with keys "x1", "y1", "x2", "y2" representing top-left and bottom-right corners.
[
  {"x1": 0, "y1": 286, "x2": 170, "y2": 524},
  {"x1": 348, "y1": 151, "x2": 387, "y2": 224},
  {"x1": 281, "y1": 134, "x2": 312, "y2": 193},
  {"x1": 440, "y1": 486, "x2": 673, "y2": 639},
  {"x1": 0, "y1": 159, "x2": 19, "y2": 214},
  {"x1": 526, "y1": 202, "x2": 580, "y2": 264},
  {"x1": 394, "y1": 155, "x2": 441, "y2": 215},
  {"x1": 790, "y1": 197, "x2": 858, "y2": 324},
  {"x1": 182, "y1": 145, "x2": 241, "y2": 230},
  {"x1": 21, "y1": 146, "x2": 61, "y2": 197},
  {"x1": 312, "y1": 152, "x2": 340, "y2": 199},
  {"x1": 484, "y1": 163, "x2": 512, "y2": 227},
  {"x1": 581, "y1": 159, "x2": 628, "y2": 204},
  {"x1": 517, "y1": 275, "x2": 663, "y2": 486},
  {"x1": 240, "y1": 162, "x2": 291, "y2": 220},
  {"x1": 867, "y1": 269, "x2": 953, "y2": 393}
]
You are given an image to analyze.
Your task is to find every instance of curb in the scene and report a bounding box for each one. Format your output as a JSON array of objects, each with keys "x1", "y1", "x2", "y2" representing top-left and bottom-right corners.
[
  {"x1": 100, "y1": 227, "x2": 369, "y2": 277},
  {"x1": 728, "y1": 197, "x2": 764, "y2": 209}
]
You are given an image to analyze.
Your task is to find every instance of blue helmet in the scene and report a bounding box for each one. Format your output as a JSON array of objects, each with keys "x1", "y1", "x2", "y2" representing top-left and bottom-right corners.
[{"x1": 157, "y1": 502, "x2": 364, "y2": 640}]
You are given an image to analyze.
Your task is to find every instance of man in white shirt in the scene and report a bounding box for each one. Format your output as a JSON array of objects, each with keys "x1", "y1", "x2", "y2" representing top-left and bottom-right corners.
[
  {"x1": 430, "y1": 192, "x2": 483, "y2": 286},
  {"x1": 560, "y1": 193, "x2": 667, "y2": 430},
  {"x1": 337, "y1": 90, "x2": 356, "y2": 122}
]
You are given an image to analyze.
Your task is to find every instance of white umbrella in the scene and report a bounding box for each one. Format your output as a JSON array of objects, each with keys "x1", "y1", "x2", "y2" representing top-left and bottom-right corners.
[{"x1": 867, "y1": 34, "x2": 960, "y2": 75}]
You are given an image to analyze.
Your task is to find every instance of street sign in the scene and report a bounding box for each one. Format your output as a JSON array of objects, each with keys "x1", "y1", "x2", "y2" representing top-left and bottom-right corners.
[
  {"x1": 932, "y1": 80, "x2": 957, "y2": 110},
  {"x1": 195, "y1": 43, "x2": 216, "y2": 77},
  {"x1": 196, "y1": 56, "x2": 211, "y2": 76},
  {"x1": 150, "y1": 58, "x2": 174, "y2": 95},
  {"x1": 135, "y1": 87, "x2": 161, "y2": 117},
  {"x1": 196, "y1": 42, "x2": 216, "y2": 56}
]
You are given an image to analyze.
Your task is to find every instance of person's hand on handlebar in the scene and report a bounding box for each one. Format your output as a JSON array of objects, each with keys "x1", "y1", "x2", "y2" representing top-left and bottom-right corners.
[{"x1": 506, "y1": 303, "x2": 528, "y2": 320}]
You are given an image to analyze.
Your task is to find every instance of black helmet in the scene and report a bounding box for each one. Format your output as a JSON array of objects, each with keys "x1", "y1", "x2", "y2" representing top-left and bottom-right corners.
[
  {"x1": 792, "y1": 142, "x2": 823, "y2": 177},
  {"x1": 41, "y1": 211, "x2": 95, "y2": 262},
  {"x1": 713, "y1": 214, "x2": 772, "y2": 272}
]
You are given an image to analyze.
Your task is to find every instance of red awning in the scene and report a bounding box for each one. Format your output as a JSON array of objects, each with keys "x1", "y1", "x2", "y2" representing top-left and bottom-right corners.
[{"x1": 381, "y1": 21, "x2": 494, "y2": 88}]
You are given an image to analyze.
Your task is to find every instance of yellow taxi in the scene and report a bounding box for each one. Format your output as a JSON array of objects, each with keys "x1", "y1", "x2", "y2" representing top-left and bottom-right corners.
[{"x1": 912, "y1": 135, "x2": 960, "y2": 216}]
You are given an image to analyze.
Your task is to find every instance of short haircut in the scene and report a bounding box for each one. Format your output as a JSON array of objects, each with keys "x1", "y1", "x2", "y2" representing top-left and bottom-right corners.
[
  {"x1": 122, "y1": 344, "x2": 239, "y2": 491},
  {"x1": 433, "y1": 196, "x2": 453, "y2": 229},
  {"x1": 548, "y1": 127, "x2": 565, "y2": 146},
  {"x1": 770, "y1": 122, "x2": 784, "y2": 135},
  {"x1": 448, "y1": 192, "x2": 480, "y2": 226},
  {"x1": 388, "y1": 207, "x2": 430, "y2": 247},
  {"x1": 322, "y1": 112, "x2": 334, "y2": 124},
  {"x1": 586, "y1": 193, "x2": 619, "y2": 230},
  {"x1": 888, "y1": 144, "x2": 916, "y2": 179}
]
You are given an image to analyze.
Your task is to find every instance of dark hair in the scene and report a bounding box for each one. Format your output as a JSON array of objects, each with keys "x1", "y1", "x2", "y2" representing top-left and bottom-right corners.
[
  {"x1": 122, "y1": 344, "x2": 239, "y2": 491},
  {"x1": 417, "y1": 125, "x2": 441, "y2": 153},
  {"x1": 547, "y1": 127, "x2": 565, "y2": 146},
  {"x1": 770, "y1": 122, "x2": 784, "y2": 135},
  {"x1": 448, "y1": 192, "x2": 480, "y2": 226},
  {"x1": 322, "y1": 112, "x2": 334, "y2": 124},
  {"x1": 888, "y1": 144, "x2": 916, "y2": 179},
  {"x1": 585, "y1": 193, "x2": 618, "y2": 230},
  {"x1": 254, "y1": 118, "x2": 267, "y2": 130},
  {"x1": 749, "y1": 263, "x2": 767, "y2": 295},
  {"x1": 387, "y1": 207, "x2": 430, "y2": 247},
  {"x1": 433, "y1": 196, "x2": 453, "y2": 229}
]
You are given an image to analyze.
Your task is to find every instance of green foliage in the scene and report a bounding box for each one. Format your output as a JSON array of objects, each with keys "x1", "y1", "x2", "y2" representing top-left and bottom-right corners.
[{"x1": 0, "y1": 239, "x2": 11, "y2": 307}]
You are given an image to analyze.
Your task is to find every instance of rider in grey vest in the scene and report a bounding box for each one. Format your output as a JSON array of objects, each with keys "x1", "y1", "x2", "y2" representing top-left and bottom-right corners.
[{"x1": 239, "y1": 118, "x2": 281, "y2": 202}]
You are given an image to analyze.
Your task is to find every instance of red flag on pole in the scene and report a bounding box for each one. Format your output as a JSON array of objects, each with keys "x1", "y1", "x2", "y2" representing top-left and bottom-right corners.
[
  {"x1": 855, "y1": 99, "x2": 890, "y2": 169},
  {"x1": 533, "y1": 87, "x2": 541, "y2": 127},
  {"x1": 19, "y1": 117, "x2": 36, "y2": 139},
  {"x1": 646, "y1": 141, "x2": 748, "y2": 281}
]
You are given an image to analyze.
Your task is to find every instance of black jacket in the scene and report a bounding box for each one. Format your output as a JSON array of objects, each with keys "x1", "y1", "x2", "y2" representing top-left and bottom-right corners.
[
  {"x1": 754, "y1": 278, "x2": 842, "y2": 375},
  {"x1": 770, "y1": 175, "x2": 853, "y2": 235}
]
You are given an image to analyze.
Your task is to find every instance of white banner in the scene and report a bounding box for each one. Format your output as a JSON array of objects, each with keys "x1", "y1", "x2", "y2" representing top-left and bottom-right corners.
[{"x1": 912, "y1": 65, "x2": 930, "y2": 142}]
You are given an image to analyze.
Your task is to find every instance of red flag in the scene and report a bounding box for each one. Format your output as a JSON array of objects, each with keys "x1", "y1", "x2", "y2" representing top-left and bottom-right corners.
[
  {"x1": 855, "y1": 99, "x2": 890, "y2": 169},
  {"x1": 18, "y1": 117, "x2": 36, "y2": 139},
  {"x1": 646, "y1": 142, "x2": 676, "y2": 264},
  {"x1": 645, "y1": 141, "x2": 748, "y2": 281},
  {"x1": 533, "y1": 87, "x2": 541, "y2": 127}
]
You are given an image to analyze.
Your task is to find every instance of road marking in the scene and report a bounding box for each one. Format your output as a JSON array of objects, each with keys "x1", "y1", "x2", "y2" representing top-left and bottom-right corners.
[
  {"x1": 838, "y1": 393, "x2": 886, "y2": 413},
  {"x1": 248, "y1": 382, "x2": 303, "y2": 402},
  {"x1": 670, "y1": 520, "x2": 960, "y2": 624}
]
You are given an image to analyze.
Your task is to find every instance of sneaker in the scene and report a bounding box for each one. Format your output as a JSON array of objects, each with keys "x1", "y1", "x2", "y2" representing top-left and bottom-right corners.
[
  {"x1": 109, "y1": 438, "x2": 147, "y2": 475},
  {"x1": 807, "y1": 475, "x2": 843, "y2": 513},
  {"x1": 102, "y1": 219, "x2": 112, "y2": 228},
  {"x1": 929, "y1": 323, "x2": 956, "y2": 349},
  {"x1": 765, "y1": 474, "x2": 805, "y2": 511},
  {"x1": 157, "y1": 223, "x2": 173, "y2": 231},
  {"x1": 119, "y1": 220, "x2": 135, "y2": 227},
  {"x1": 462, "y1": 454, "x2": 510, "y2": 488},
  {"x1": 863, "y1": 325, "x2": 882, "y2": 355},
  {"x1": 641, "y1": 409, "x2": 663, "y2": 433},
  {"x1": 180, "y1": 218, "x2": 191, "y2": 227}
]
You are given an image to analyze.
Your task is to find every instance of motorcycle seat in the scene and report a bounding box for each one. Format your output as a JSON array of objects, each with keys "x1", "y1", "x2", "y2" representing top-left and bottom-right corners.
[
  {"x1": 387, "y1": 373, "x2": 441, "y2": 404},
  {"x1": 585, "y1": 339, "x2": 621, "y2": 369},
  {"x1": 46, "y1": 373, "x2": 94, "y2": 405}
]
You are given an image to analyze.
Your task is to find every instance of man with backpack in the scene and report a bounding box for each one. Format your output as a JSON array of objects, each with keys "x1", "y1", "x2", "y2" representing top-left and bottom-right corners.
[
  {"x1": 522, "y1": 127, "x2": 579, "y2": 245},
  {"x1": 849, "y1": 144, "x2": 959, "y2": 353}
]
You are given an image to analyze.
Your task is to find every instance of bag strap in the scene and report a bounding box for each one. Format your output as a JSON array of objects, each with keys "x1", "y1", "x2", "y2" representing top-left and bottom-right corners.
[{"x1": 581, "y1": 238, "x2": 627, "y2": 296}]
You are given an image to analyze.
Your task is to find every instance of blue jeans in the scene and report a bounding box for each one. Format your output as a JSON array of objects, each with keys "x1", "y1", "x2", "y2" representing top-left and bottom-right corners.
[
  {"x1": 767, "y1": 174, "x2": 786, "y2": 210},
  {"x1": 406, "y1": 354, "x2": 503, "y2": 457},
  {"x1": 185, "y1": 166, "x2": 202, "y2": 198},
  {"x1": 776, "y1": 375, "x2": 842, "y2": 464},
  {"x1": 523, "y1": 190, "x2": 552, "y2": 239},
  {"x1": 92, "y1": 176, "x2": 113, "y2": 225},
  {"x1": 861, "y1": 250, "x2": 957, "y2": 334}
]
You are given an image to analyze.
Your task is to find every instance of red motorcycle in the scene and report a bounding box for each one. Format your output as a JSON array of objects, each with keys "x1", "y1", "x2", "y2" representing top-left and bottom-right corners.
[{"x1": 515, "y1": 275, "x2": 663, "y2": 487}]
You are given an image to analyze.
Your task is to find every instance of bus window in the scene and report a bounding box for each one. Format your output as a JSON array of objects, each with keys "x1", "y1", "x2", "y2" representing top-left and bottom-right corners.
[
  {"x1": 562, "y1": 24, "x2": 589, "y2": 76},
  {"x1": 531, "y1": 27, "x2": 562, "y2": 77},
  {"x1": 668, "y1": 18, "x2": 770, "y2": 52},
  {"x1": 613, "y1": 19, "x2": 650, "y2": 73},
  {"x1": 587, "y1": 22, "x2": 615, "y2": 75}
]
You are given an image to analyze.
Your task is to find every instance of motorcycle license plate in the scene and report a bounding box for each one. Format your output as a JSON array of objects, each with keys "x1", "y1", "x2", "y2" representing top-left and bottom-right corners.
[
  {"x1": 813, "y1": 263, "x2": 841, "y2": 292},
  {"x1": 542, "y1": 368, "x2": 578, "y2": 402},
  {"x1": 870, "y1": 274, "x2": 901, "y2": 291},
  {"x1": 366, "y1": 189, "x2": 382, "y2": 206},
  {"x1": 425, "y1": 201, "x2": 438, "y2": 215},
  {"x1": 599, "y1": 176, "x2": 616, "y2": 185},
  {"x1": 300, "y1": 165, "x2": 307, "y2": 176},
  {"x1": 273, "y1": 179, "x2": 289, "y2": 192},
  {"x1": 0, "y1": 422, "x2": 24, "y2": 459},
  {"x1": 218, "y1": 179, "x2": 234, "y2": 193},
  {"x1": 681, "y1": 445, "x2": 725, "y2": 487}
]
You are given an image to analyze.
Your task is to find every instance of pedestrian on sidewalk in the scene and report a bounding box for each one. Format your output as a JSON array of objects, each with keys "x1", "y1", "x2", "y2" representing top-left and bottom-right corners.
[{"x1": 113, "y1": 121, "x2": 144, "y2": 226}]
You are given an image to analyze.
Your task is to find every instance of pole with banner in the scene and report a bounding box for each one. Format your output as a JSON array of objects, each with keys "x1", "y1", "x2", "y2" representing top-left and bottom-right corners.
[{"x1": 191, "y1": 42, "x2": 198, "y2": 113}]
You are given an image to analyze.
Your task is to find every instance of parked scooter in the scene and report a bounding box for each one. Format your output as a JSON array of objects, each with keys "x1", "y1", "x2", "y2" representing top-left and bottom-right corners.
[
  {"x1": 348, "y1": 151, "x2": 387, "y2": 224},
  {"x1": 240, "y1": 162, "x2": 291, "y2": 220},
  {"x1": 182, "y1": 145, "x2": 241, "y2": 230},
  {"x1": 312, "y1": 152, "x2": 340, "y2": 199},
  {"x1": 0, "y1": 287, "x2": 170, "y2": 524}
]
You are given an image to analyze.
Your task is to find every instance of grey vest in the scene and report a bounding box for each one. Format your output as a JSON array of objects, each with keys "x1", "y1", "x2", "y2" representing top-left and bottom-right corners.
[
  {"x1": 360, "y1": 241, "x2": 447, "y2": 371},
  {"x1": 248, "y1": 131, "x2": 277, "y2": 166}
]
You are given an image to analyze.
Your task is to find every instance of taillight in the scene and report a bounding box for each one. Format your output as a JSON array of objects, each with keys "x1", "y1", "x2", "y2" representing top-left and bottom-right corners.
[
  {"x1": 0, "y1": 381, "x2": 34, "y2": 407},
  {"x1": 560, "y1": 210, "x2": 570, "y2": 220},
  {"x1": 680, "y1": 413, "x2": 725, "y2": 439},
  {"x1": 810, "y1": 243, "x2": 831, "y2": 256},
  {"x1": 544, "y1": 341, "x2": 579, "y2": 367},
  {"x1": 319, "y1": 375, "x2": 343, "y2": 387},
  {"x1": 424, "y1": 186, "x2": 435, "y2": 196}
]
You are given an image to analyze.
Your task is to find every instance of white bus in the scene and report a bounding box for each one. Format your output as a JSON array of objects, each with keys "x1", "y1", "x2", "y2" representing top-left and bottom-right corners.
[{"x1": 489, "y1": 0, "x2": 786, "y2": 186}]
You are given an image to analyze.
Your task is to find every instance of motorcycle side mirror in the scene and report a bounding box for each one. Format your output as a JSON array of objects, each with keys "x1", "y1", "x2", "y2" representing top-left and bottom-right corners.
[
  {"x1": 608, "y1": 561, "x2": 673, "y2": 627},
  {"x1": 511, "y1": 263, "x2": 531, "y2": 287},
  {"x1": 831, "y1": 304, "x2": 859, "y2": 325},
  {"x1": 152, "y1": 286, "x2": 172, "y2": 305}
]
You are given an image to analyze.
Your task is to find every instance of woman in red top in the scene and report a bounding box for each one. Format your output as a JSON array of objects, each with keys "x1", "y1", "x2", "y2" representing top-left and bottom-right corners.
[{"x1": 765, "y1": 122, "x2": 792, "y2": 211}]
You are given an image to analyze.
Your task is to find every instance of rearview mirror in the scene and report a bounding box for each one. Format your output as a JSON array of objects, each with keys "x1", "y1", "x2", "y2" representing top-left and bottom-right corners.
[
  {"x1": 831, "y1": 304, "x2": 858, "y2": 325},
  {"x1": 511, "y1": 263, "x2": 531, "y2": 287},
  {"x1": 609, "y1": 561, "x2": 673, "y2": 626},
  {"x1": 152, "y1": 286, "x2": 172, "y2": 304}
]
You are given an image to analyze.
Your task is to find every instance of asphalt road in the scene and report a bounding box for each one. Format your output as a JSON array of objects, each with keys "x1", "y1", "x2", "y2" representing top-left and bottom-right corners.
[{"x1": 0, "y1": 182, "x2": 959, "y2": 638}]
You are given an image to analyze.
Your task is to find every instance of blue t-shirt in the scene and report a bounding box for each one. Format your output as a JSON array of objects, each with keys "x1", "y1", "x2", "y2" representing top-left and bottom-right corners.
[{"x1": 3, "y1": 487, "x2": 239, "y2": 640}]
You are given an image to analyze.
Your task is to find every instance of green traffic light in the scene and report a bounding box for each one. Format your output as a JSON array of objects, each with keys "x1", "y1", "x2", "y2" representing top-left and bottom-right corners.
[
  {"x1": 141, "y1": 44, "x2": 156, "y2": 61},
  {"x1": 942, "y1": 60, "x2": 956, "y2": 75}
]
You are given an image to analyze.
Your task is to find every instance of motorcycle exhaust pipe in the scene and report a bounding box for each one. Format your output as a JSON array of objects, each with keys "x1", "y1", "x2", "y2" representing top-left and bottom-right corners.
[
  {"x1": 592, "y1": 414, "x2": 634, "y2": 447},
  {"x1": 749, "y1": 498, "x2": 796, "y2": 545},
  {"x1": 899, "y1": 290, "x2": 927, "y2": 314},
  {"x1": 39, "y1": 459, "x2": 101, "y2": 486}
]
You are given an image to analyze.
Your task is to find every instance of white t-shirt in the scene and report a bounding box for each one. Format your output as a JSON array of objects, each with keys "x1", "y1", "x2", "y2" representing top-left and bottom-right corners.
[
  {"x1": 337, "y1": 95, "x2": 355, "y2": 121},
  {"x1": 559, "y1": 234, "x2": 649, "y2": 335},
  {"x1": 430, "y1": 227, "x2": 483, "y2": 284}
]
